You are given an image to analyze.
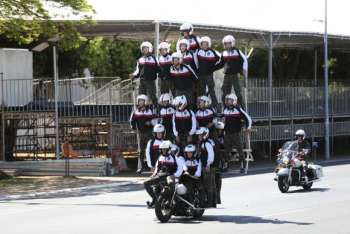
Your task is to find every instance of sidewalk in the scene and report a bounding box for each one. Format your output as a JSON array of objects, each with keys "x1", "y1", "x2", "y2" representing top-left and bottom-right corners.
[{"x1": 1, "y1": 157, "x2": 349, "y2": 201}]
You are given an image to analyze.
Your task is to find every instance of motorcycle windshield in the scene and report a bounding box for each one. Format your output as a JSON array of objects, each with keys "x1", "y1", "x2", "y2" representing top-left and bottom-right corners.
[
  {"x1": 281, "y1": 141, "x2": 299, "y2": 159},
  {"x1": 281, "y1": 141, "x2": 299, "y2": 151}
]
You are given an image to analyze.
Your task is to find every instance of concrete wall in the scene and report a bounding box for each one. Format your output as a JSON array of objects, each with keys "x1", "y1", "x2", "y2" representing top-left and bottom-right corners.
[{"x1": 0, "y1": 48, "x2": 33, "y2": 106}]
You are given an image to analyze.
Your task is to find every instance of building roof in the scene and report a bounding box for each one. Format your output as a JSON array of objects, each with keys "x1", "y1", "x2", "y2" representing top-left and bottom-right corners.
[{"x1": 79, "y1": 20, "x2": 350, "y2": 51}]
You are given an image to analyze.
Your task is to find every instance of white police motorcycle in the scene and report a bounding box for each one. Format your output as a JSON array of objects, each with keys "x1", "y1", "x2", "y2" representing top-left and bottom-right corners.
[{"x1": 274, "y1": 141, "x2": 324, "y2": 193}]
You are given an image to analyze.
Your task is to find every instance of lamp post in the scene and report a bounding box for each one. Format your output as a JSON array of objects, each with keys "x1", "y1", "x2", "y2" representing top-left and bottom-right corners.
[
  {"x1": 32, "y1": 37, "x2": 60, "y2": 160},
  {"x1": 323, "y1": 0, "x2": 330, "y2": 160}
]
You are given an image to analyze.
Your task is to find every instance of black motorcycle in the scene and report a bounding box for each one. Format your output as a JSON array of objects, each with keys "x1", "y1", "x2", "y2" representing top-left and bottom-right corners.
[{"x1": 154, "y1": 174, "x2": 205, "y2": 223}]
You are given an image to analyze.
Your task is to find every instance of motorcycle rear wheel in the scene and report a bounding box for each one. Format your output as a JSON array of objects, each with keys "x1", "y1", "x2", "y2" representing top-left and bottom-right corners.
[
  {"x1": 302, "y1": 182, "x2": 313, "y2": 190},
  {"x1": 193, "y1": 209, "x2": 205, "y2": 219},
  {"x1": 155, "y1": 196, "x2": 172, "y2": 223},
  {"x1": 192, "y1": 189, "x2": 205, "y2": 219}
]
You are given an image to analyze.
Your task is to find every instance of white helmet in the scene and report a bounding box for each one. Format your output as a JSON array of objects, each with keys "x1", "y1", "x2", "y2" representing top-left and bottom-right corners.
[
  {"x1": 215, "y1": 121, "x2": 225, "y2": 130},
  {"x1": 153, "y1": 124, "x2": 165, "y2": 133},
  {"x1": 225, "y1": 93, "x2": 238, "y2": 104},
  {"x1": 170, "y1": 144, "x2": 180, "y2": 157},
  {"x1": 172, "y1": 95, "x2": 187, "y2": 110},
  {"x1": 177, "y1": 38, "x2": 190, "y2": 51},
  {"x1": 158, "y1": 93, "x2": 172, "y2": 104},
  {"x1": 200, "y1": 36, "x2": 212, "y2": 48},
  {"x1": 180, "y1": 23, "x2": 194, "y2": 34},
  {"x1": 159, "y1": 140, "x2": 172, "y2": 150},
  {"x1": 159, "y1": 41, "x2": 170, "y2": 52},
  {"x1": 196, "y1": 127, "x2": 210, "y2": 139},
  {"x1": 222, "y1": 35, "x2": 236, "y2": 47},
  {"x1": 295, "y1": 129, "x2": 306, "y2": 139},
  {"x1": 140, "y1": 41, "x2": 153, "y2": 53},
  {"x1": 184, "y1": 144, "x2": 196, "y2": 153},
  {"x1": 172, "y1": 52, "x2": 183, "y2": 63},
  {"x1": 136, "y1": 94, "x2": 148, "y2": 104},
  {"x1": 198, "y1": 95, "x2": 211, "y2": 107}
]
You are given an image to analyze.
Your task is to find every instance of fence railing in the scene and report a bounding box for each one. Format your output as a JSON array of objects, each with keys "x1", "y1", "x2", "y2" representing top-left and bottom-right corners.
[
  {"x1": 2, "y1": 77, "x2": 350, "y2": 161},
  {"x1": 1, "y1": 77, "x2": 350, "y2": 121}
]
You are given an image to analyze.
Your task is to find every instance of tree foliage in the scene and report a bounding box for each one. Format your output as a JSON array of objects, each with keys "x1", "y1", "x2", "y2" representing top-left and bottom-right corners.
[
  {"x1": 34, "y1": 37, "x2": 140, "y2": 78},
  {"x1": 0, "y1": 0, "x2": 94, "y2": 47}
]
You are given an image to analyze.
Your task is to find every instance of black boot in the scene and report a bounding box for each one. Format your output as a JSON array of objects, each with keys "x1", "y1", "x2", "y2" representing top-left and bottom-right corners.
[
  {"x1": 240, "y1": 161, "x2": 245, "y2": 174},
  {"x1": 146, "y1": 199, "x2": 155, "y2": 208},
  {"x1": 136, "y1": 168, "x2": 143, "y2": 174}
]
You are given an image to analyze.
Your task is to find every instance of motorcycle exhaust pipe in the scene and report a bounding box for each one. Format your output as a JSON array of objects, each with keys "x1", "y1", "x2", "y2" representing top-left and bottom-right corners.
[{"x1": 176, "y1": 195, "x2": 204, "y2": 211}]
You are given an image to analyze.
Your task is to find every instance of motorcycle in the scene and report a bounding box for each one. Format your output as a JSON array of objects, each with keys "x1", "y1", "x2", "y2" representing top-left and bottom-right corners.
[
  {"x1": 154, "y1": 174, "x2": 205, "y2": 223},
  {"x1": 274, "y1": 141, "x2": 324, "y2": 193}
]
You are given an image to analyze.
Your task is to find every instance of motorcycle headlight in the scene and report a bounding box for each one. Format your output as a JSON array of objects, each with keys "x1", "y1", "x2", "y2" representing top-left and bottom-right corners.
[
  {"x1": 283, "y1": 157, "x2": 289, "y2": 164},
  {"x1": 176, "y1": 184, "x2": 187, "y2": 195}
]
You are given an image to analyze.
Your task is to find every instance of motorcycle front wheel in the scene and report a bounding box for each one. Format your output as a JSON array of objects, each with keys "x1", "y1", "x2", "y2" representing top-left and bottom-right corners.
[
  {"x1": 278, "y1": 176, "x2": 290, "y2": 193},
  {"x1": 155, "y1": 196, "x2": 172, "y2": 223}
]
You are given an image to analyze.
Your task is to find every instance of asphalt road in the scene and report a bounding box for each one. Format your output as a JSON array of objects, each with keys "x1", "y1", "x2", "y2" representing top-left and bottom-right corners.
[{"x1": 1, "y1": 164, "x2": 350, "y2": 234}]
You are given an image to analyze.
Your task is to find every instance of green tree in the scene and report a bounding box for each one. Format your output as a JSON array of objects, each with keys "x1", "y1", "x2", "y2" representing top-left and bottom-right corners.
[{"x1": 0, "y1": 0, "x2": 94, "y2": 47}]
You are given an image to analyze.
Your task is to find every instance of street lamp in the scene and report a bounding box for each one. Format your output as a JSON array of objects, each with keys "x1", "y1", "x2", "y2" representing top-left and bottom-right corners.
[
  {"x1": 32, "y1": 36, "x2": 60, "y2": 160},
  {"x1": 323, "y1": 0, "x2": 330, "y2": 160},
  {"x1": 313, "y1": 0, "x2": 330, "y2": 160}
]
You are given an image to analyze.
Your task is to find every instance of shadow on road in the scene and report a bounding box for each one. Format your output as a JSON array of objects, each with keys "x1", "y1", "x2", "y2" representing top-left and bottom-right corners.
[
  {"x1": 287, "y1": 187, "x2": 330, "y2": 194},
  {"x1": 0, "y1": 182, "x2": 144, "y2": 201},
  {"x1": 201, "y1": 215, "x2": 313, "y2": 225},
  {"x1": 165, "y1": 215, "x2": 313, "y2": 225}
]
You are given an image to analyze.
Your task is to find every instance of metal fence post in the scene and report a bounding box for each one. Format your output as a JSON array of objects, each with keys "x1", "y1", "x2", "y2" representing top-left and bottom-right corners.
[
  {"x1": 109, "y1": 85, "x2": 114, "y2": 175},
  {"x1": 53, "y1": 45, "x2": 60, "y2": 160},
  {"x1": 268, "y1": 33, "x2": 273, "y2": 159},
  {"x1": 324, "y1": 0, "x2": 330, "y2": 160},
  {"x1": 1, "y1": 72, "x2": 5, "y2": 161}
]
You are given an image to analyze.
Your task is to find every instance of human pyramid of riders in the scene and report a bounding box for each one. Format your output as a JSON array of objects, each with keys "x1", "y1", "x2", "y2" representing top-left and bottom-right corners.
[{"x1": 129, "y1": 23, "x2": 252, "y2": 209}]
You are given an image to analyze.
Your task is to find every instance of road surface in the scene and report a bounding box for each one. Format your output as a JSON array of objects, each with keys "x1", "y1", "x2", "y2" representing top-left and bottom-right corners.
[{"x1": 1, "y1": 164, "x2": 350, "y2": 234}]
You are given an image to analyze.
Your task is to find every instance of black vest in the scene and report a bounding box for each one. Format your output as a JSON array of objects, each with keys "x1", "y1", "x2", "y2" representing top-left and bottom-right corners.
[{"x1": 157, "y1": 155, "x2": 177, "y2": 175}]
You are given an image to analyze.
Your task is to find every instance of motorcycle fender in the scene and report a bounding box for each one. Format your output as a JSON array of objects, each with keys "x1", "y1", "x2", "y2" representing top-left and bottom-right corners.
[{"x1": 277, "y1": 168, "x2": 289, "y2": 177}]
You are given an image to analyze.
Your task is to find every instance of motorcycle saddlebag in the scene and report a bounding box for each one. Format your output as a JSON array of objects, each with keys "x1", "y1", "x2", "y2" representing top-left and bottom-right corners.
[{"x1": 308, "y1": 164, "x2": 324, "y2": 179}]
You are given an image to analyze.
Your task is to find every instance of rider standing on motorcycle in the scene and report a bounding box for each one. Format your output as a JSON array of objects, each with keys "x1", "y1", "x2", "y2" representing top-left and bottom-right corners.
[
  {"x1": 172, "y1": 95, "x2": 197, "y2": 148},
  {"x1": 223, "y1": 93, "x2": 252, "y2": 173},
  {"x1": 178, "y1": 23, "x2": 201, "y2": 53},
  {"x1": 158, "y1": 41, "x2": 174, "y2": 94},
  {"x1": 195, "y1": 96, "x2": 216, "y2": 138},
  {"x1": 213, "y1": 121, "x2": 225, "y2": 203},
  {"x1": 159, "y1": 93, "x2": 175, "y2": 141},
  {"x1": 145, "y1": 124, "x2": 166, "y2": 171},
  {"x1": 130, "y1": 41, "x2": 160, "y2": 107},
  {"x1": 177, "y1": 38, "x2": 199, "y2": 72},
  {"x1": 295, "y1": 129, "x2": 311, "y2": 180},
  {"x1": 144, "y1": 140, "x2": 184, "y2": 208},
  {"x1": 130, "y1": 94, "x2": 156, "y2": 174},
  {"x1": 196, "y1": 127, "x2": 217, "y2": 208}
]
